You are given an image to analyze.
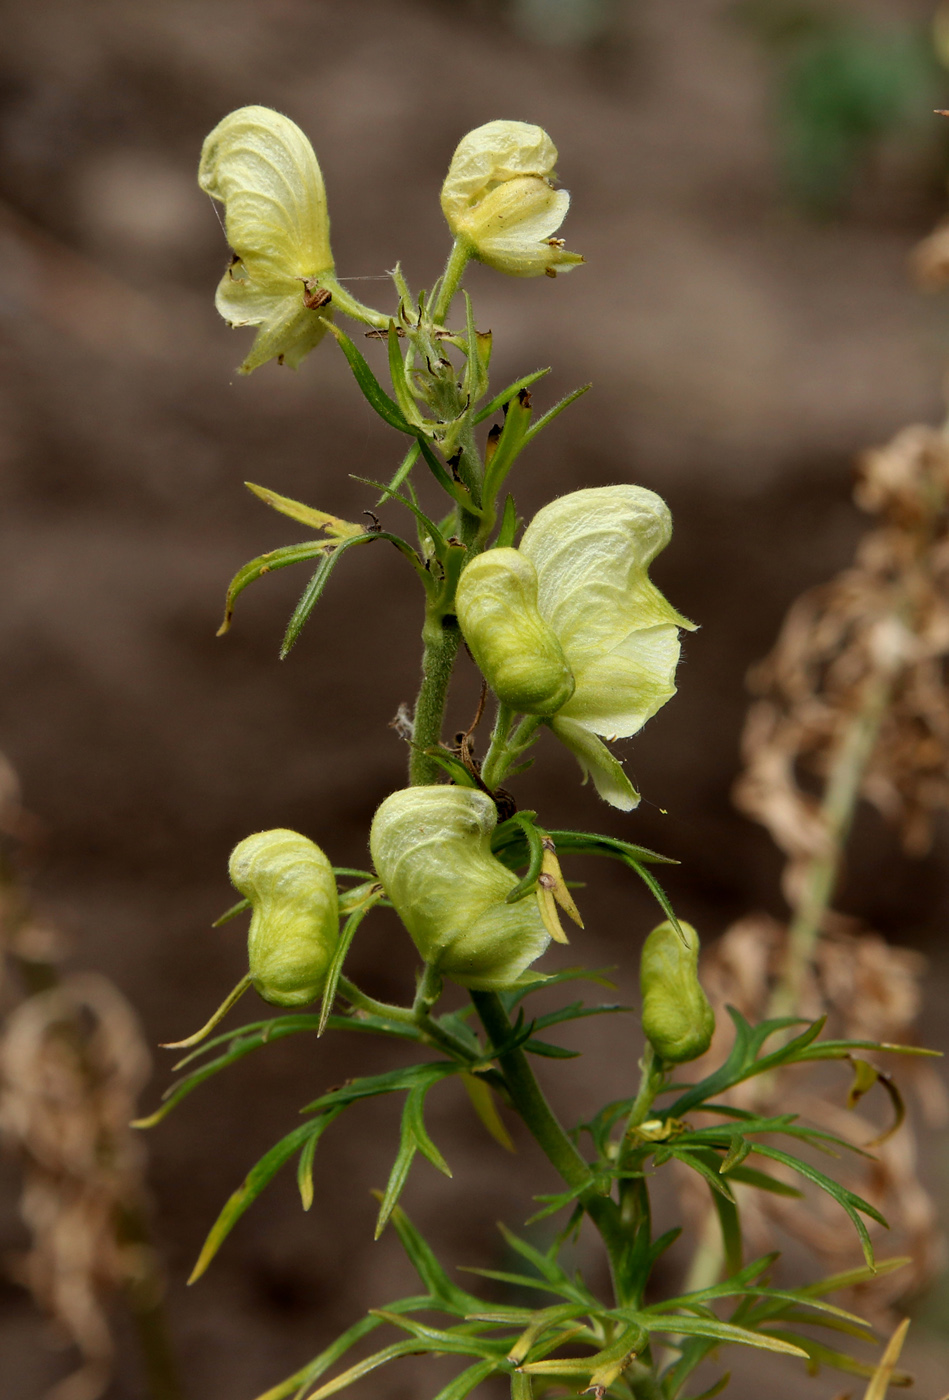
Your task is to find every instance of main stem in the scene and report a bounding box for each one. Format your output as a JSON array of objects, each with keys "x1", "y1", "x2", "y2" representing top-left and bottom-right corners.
[{"x1": 470, "y1": 991, "x2": 628, "y2": 1297}]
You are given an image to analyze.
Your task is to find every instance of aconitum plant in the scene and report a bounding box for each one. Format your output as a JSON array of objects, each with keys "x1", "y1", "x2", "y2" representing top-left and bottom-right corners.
[{"x1": 136, "y1": 107, "x2": 930, "y2": 1400}]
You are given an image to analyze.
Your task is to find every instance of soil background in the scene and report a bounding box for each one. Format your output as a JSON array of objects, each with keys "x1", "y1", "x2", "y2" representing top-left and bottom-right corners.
[{"x1": 2, "y1": 1, "x2": 949, "y2": 1396}]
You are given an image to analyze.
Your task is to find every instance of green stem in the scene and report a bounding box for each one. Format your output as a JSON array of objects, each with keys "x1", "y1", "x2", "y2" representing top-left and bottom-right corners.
[
  {"x1": 409, "y1": 615, "x2": 462, "y2": 785},
  {"x1": 470, "y1": 991, "x2": 628, "y2": 1291},
  {"x1": 479, "y1": 703, "x2": 515, "y2": 790},
  {"x1": 338, "y1": 975, "x2": 475, "y2": 1062},
  {"x1": 770, "y1": 672, "x2": 892, "y2": 1018},
  {"x1": 623, "y1": 1044, "x2": 662, "y2": 1137},
  {"x1": 481, "y1": 713, "x2": 544, "y2": 791},
  {"x1": 320, "y1": 274, "x2": 389, "y2": 330},
  {"x1": 432, "y1": 238, "x2": 472, "y2": 325}
]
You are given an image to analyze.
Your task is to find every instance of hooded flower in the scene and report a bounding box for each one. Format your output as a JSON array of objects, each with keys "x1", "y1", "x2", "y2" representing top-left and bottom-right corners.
[
  {"x1": 440, "y1": 120, "x2": 583, "y2": 278},
  {"x1": 199, "y1": 105, "x2": 335, "y2": 372},
  {"x1": 370, "y1": 787, "x2": 550, "y2": 990},
  {"x1": 456, "y1": 485, "x2": 696, "y2": 809}
]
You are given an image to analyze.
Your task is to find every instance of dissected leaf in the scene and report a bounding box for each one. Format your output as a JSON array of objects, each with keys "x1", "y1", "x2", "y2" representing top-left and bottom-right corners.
[{"x1": 189, "y1": 1112, "x2": 341, "y2": 1282}]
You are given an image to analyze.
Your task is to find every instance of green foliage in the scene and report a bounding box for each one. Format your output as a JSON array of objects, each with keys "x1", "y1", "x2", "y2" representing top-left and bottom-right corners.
[{"x1": 173, "y1": 109, "x2": 940, "y2": 1400}]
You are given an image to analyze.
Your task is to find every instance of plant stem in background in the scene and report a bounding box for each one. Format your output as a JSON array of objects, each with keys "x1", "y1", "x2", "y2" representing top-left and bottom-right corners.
[{"x1": 770, "y1": 673, "x2": 892, "y2": 1018}]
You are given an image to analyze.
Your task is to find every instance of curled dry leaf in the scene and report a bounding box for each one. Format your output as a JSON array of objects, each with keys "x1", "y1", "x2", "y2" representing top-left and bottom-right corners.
[{"x1": 0, "y1": 972, "x2": 156, "y2": 1400}]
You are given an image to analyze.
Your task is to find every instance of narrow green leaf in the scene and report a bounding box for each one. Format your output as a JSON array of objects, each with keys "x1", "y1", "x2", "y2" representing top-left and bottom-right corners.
[
  {"x1": 522, "y1": 1040, "x2": 580, "y2": 1059},
  {"x1": 751, "y1": 1144, "x2": 886, "y2": 1267},
  {"x1": 521, "y1": 382, "x2": 591, "y2": 448},
  {"x1": 627, "y1": 858, "x2": 684, "y2": 940},
  {"x1": 189, "y1": 1113, "x2": 340, "y2": 1282},
  {"x1": 305, "y1": 1339, "x2": 440, "y2": 1400},
  {"x1": 483, "y1": 388, "x2": 533, "y2": 507},
  {"x1": 244, "y1": 483, "x2": 365, "y2": 538},
  {"x1": 461, "y1": 1071, "x2": 515, "y2": 1152},
  {"x1": 668, "y1": 1147, "x2": 736, "y2": 1202},
  {"x1": 642, "y1": 1313, "x2": 807, "y2": 1357},
  {"x1": 507, "y1": 1304, "x2": 601, "y2": 1365},
  {"x1": 318, "y1": 893, "x2": 382, "y2": 1035},
  {"x1": 459, "y1": 1267, "x2": 578, "y2": 1305},
  {"x1": 218, "y1": 540, "x2": 330, "y2": 636},
  {"x1": 797, "y1": 1256, "x2": 910, "y2": 1298},
  {"x1": 496, "y1": 493, "x2": 519, "y2": 548},
  {"x1": 719, "y1": 1137, "x2": 752, "y2": 1174},
  {"x1": 387, "y1": 321, "x2": 424, "y2": 426},
  {"x1": 405, "y1": 1080, "x2": 453, "y2": 1177},
  {"x1": 684, "y1": 1374, "x2": 731, "y2": 1400},
  {"x1": 386, "y1": 1203, "x2": 484, "y2": 1316},
  {"x1": 433, "y1": 1360, "x2": 497, "y2": 1400},
  {"x1": 376, "y1": 440, "x2": 421, "y2": 504},
  {"x1": 252, "y1": 1309, "x2": 398, "y2": 1400},
  {"x1": 711, "y1": 1189, "x2": 743, "y2": 1276},
  {"x1": 212, "y1": 897, "x2": 250, "y2": 927},
  {"x1": 368, "y1": 1310, "x2": 509, "y2": 1360},
  {"x1": 279, "y1": 533, "x2": 371, "y2": 657},
  {"x1": 724, "y1": 1165, "x2": 803, "y2": 1198},
  {"x1": 327, "y1": 321, "x2": 412, "y2": 432},
  {"x1": 302, "y1": 1062, "x2": 459, "y2": 1115},
  {"x1": 375, "y1": 1136, "x2": 417, "y2": 1240},
  {"x1": 473, "y1": 368, "x2": 550, "y2": 424},
  {"x1": 297, "y1": 1131, "x2": 319, "y2": 1212},
  {"x1": 505, "y1": 815, "x2": 546, "y2": 904},
  {"x1": 353, "y1": 474, "x2": 447, "y2": 561}
]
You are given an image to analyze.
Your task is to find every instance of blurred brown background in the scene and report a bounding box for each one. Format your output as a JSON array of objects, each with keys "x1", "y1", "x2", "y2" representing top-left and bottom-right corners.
[{"x1": 3, "y1": 0, "x2": 949, "y2": 1395}]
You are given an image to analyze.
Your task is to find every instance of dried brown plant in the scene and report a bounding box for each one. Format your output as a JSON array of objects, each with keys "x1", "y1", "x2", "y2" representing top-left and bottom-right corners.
[
  {"x1": 685, "y1": 421, "x2": 949, "y2": 1321},
  {"x1": 0, "y1": 755, "x2": 181, "y2": 1400}
]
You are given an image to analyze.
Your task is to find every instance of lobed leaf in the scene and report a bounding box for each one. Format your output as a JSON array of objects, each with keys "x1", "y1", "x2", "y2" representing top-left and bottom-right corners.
[{"x1": 189, "y1": 1111, "x2": 342, "y2": 1282}]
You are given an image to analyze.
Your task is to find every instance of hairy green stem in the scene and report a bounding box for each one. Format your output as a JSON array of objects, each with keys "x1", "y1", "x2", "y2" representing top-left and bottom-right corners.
[
  {"x1": 409, "y1": 616, "x2": 462, "y2": 785},
  {"x1": 479, "y1": 703, "x2": 515, "y2": 790},
  {"x1": 432, "y1": 238, "x2": 472, "y2": 324},
  {"x1": 338, "y1": 975, "x2": 474, "y2": 1062},
  {"x1": 319, "y1": 274, "x2": 389, "y2": 330}
]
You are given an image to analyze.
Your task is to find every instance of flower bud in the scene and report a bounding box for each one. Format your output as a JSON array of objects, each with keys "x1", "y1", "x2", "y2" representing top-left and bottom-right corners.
[
  {"x1": 370, "y1": 787, "x2": 550, "y2": 990},
  {"x1": 455, "y1": 548, "x2": 575, "y2": 714},
  {"x1": 199, "y1": 106, "x2": 335, "y2": 373},
  {"x1": 639, "y1": 920, "x2": 715, "y2": 1065},
  {"x1": 229, "y1": 829, "x2": 339, "y2": 1007},
  {"x1": 440, "y1": 120, "x2": 583, "y2": 278}
]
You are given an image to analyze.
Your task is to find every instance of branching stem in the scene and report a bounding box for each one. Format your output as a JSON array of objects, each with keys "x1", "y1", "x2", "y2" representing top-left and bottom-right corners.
[{"x1": 470, "y1": 991, "x2": 629, "y2": 1299}]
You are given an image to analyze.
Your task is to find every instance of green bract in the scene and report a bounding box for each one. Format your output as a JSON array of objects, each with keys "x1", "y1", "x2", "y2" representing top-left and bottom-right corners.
[
  {"x1": 199, "y1": 105, "x2": 334, "y2": 373},
  {"x1": 639, "y1": 919, "x2": 715, "y2": 1064},
  {"x1": 440, "y1": 120, "x2": 583, "y2": 278},
  {"x1": 455, "y1": 547, "x2": 575, "y2": 714},
  {"x1": 229, "y1": 828, "x2": 339, "y2": 1006},
  {"x1": 370, "y1": 787, "x2": 550, "y2": 989}
]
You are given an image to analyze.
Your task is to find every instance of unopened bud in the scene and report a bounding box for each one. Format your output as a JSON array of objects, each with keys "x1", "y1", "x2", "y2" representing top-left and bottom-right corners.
[
  {"x1": 440, "y1": 120, "x2": 583, "y2": 278},
  {"x1": 230, "y1": 829, "x2": 339, "y2": 1007},
  {"x1": 639, "y1": 920, "x2": 715, "y2": 1064}
]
